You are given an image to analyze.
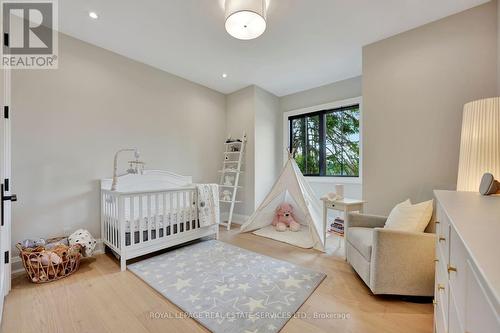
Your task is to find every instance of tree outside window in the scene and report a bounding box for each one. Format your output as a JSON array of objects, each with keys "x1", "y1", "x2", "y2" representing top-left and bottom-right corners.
[{"x1": 289, "y1": 105, "x2": 360, "y2": 177}]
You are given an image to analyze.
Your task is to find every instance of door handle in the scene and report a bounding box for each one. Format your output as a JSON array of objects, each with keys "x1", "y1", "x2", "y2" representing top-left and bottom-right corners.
[{"x1": 1, "y1": 184, "x2": 18, "y2": 226}]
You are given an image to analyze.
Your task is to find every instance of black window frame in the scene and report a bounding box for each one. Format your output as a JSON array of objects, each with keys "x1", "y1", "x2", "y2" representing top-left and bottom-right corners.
[{"x1": 288, "y1": 104, "x2": 360, "y2": 178}]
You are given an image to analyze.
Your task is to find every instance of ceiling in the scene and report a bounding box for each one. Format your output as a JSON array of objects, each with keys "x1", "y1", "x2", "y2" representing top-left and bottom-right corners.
[{"x1": 58, "y1": 0, "x2": 490, "y2": 96}]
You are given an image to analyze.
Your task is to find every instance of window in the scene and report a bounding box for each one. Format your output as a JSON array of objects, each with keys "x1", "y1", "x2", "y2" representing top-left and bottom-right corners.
[{"x1": 289, "y1": 104, "x2": 360, "y2": 177}]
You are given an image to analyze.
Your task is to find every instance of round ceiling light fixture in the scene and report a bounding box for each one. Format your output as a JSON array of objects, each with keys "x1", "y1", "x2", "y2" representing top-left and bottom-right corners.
[{"x1": 225, "y1": 0, "x2": 267, "y2": 40}]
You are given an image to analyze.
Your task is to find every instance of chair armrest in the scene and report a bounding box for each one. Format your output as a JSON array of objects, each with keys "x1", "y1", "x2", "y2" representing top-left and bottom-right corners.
[
  {"x1": 370, "y1": 228, "x2": 436, "y2": 296},
  {"x1": 346, "y1": 213, "x2": 387, "y2": 229}
]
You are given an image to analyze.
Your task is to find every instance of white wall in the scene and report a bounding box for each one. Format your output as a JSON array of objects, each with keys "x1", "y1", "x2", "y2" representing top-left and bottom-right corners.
[
  {"x1": 11, "y1": 33, "x2": 226, "y2": 249},
  {"x1": 280, "y1": 77, "x2": 362, "y2": 113},
  {"x1": 225, "y1": 86, "x2": 256, "y2": 218},
  {"x1": 224, "y1": 85, "x2": 281, "y2": 220},
  {"x1": 280, "y1": 77, "x2": 363, "y2": 202},
  {"x1": 254, "y1": 86, "x2": 281, "y2": 207},
  {"x1": 363, "y1": 1, "x2": 497, "y2": 215}
]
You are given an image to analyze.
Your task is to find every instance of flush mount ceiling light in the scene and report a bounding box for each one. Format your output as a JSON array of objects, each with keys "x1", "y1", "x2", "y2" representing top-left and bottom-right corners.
[
  {"x1": 225, "y1": 0, "x2": 267, "y2": 40},
  {"x1": 89, "y1": 11, "x2": 99, "y2": 19}
]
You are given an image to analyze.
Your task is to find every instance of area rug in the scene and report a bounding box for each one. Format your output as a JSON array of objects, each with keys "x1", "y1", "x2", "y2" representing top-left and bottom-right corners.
[{"x1": 128, "y1": 240, "x2": 326, "y2": 333}]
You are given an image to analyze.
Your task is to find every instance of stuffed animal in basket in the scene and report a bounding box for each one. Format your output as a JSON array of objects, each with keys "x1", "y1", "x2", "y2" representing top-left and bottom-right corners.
[
  {"x1": 68, "y1": 229, "x2": 96, "y2": 257},
  {"x1": 272, "y1": 202, "x2": 301, "y2": 232}
]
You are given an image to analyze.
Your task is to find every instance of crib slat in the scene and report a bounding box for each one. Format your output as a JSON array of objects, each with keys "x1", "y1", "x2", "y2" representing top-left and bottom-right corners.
[
  {"x1": 118, "y1": 196, "x2": 124, "y2": 249},
  {"x1": 155, "y1": 193, "x2": 160, "y2": 239},
  {"x1": 190, "y1": 191, "x2": 195, "y2": 230},
  {"x1": 139, "y1": 195, "x2": 144, "y2": 244},
  {"x1": 169, "y1": 192, "x2": 173, "y2": 235},
  {"x1": 130, "y1": 196, "x2": 135, "y2": 246},
  {"x1": 147, "y1": 194, "x2": 151, "y2": 241},
  {"x1": 115, "y1": 196, "x2": 119, "y2": 248},
  {"x1": 163, "y1": 191, "x2": 168, "y2": 237},
  {"x1": 184, "y1": 191, "x2": 188, "y2": 231},
  {"x1": 175, "y1": 191, "x2": 181, "y2": 232},
  {"x1": 112, "y1": 196, "x2": 116, "y2": 247}
]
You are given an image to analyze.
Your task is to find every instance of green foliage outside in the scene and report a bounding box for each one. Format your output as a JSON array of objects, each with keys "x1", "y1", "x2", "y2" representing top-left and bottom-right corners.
[{"x1": 291, "y1": 107, "x2": 359, "y2": 177}]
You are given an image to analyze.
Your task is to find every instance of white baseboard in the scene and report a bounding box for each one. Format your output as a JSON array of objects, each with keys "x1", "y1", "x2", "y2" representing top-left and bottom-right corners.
[
  {"x1": 220, "y1": 213, "x2": 250, "y2": 225},
  {"x1": 11, "y1": 239, "x2": 105, "y2": 277}
]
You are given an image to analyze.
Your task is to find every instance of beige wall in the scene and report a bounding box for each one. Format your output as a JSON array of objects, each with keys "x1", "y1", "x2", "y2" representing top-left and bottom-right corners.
[
  {"x1": 280, "y1": 76, "x2": 362, "y2": 113},
  {"x1": 11, "y1": 33, "x2": 226, "y2": 247},
  {"x1": 225, "y1": 85, "x2": 281, "y2": 219},
  {"x1": 363, "y1": 1, "x2": 497, "y2": 215},
  {"x1": 254, "y1": 86, "x2": 281, "y2": 207},
  {"x1": 225, "y1": 86, "x2": 256, "y2": 217}
]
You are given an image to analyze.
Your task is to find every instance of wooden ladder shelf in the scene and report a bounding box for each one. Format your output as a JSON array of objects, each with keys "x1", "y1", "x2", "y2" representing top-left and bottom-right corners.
[{"x1": 219, "y1": 133, "x2": 247, "y2": 230}]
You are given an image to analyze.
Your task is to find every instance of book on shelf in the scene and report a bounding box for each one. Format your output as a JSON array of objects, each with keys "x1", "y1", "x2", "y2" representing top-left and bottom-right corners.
[{"x1": 329, "y1": 217, "x2": 344, "y2": 235}]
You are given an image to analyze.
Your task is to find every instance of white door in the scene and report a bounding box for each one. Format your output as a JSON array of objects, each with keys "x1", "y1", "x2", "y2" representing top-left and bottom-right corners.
[{"x1": 0, "y1": 64, "x2": 15, "y2": 316}]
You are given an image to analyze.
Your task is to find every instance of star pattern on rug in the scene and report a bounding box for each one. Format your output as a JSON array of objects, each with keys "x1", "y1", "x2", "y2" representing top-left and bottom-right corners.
[
  {"x1": 282, "y1": 275, "x2": 304, "y2": 289},
  {"x1": 169, "y1": 278, "x2": 192, "y2": 291},
  {"x1": 203, "y1": 297, "x2": 242, "y2": 324},
  {"x1": 260, "y1": 285, "x2": 295, "y2": 306},
  {"x1": 212, "y1": 284, "x2": 231, "y2": 296},
  {"x1": 128, "y1": 240, "x2": 325, "y2": 333},
  {"x1": 243, "y1": 297, "x2": 266, "y2": 312}
]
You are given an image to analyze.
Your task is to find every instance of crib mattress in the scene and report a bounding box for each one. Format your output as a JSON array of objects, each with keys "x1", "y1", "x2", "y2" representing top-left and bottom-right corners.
[{"x1": 124, "y1": 219, "x2": 200, "y2": 246}]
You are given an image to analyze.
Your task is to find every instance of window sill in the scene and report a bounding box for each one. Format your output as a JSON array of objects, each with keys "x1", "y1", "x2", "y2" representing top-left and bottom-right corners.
[{"x1": 305, "y1": 176, "x2": 362, "y2": 185}]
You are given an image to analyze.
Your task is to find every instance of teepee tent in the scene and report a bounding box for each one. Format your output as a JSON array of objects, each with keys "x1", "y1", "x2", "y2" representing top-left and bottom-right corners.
[{"x1": 240, "y1": 155, "x2": 326, "y2": 252}]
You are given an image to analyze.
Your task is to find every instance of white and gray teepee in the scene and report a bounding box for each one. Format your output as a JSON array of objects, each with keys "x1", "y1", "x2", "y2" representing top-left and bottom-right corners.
[{"x1": 239, "y1": 155, "x2": 326, "y2": 252}]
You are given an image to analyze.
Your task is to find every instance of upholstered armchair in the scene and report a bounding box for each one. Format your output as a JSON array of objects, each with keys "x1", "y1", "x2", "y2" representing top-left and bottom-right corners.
[{"x1": 345, "y1": 212, "x2": 435, "y2": 296}]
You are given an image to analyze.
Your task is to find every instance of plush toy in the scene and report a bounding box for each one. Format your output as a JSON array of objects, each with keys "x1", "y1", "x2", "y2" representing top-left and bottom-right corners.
[
  {"x1": 39, "y1": 251, "x2": 62, "y2": 266},
  {"x1": 68, "y1": 229, "x2": 96, "y2": 257},
  {"x1": 20, "y1": 238, "x2": 46, "y2": 249},
  {"x1": 272, "y1": 202, "x2": 301, "y2": 232},
  {"x1": 222, "y1": 190, "x2": 232, "y2": 201}
]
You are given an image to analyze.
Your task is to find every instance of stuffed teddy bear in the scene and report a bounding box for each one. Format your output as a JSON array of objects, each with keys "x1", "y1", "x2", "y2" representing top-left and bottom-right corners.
[
  {"x1": 272, "y1": 202, "x2": 301, "y2": 232},
  {"x1": 222, "y1": 190, "x2": 232, "y2": 201},
  {"x1": 68, "y1": 229, "x2": 96, "y2": 257}
]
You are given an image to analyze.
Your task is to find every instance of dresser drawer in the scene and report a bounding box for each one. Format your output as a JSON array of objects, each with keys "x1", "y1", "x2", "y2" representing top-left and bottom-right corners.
[
  {"x1": 448, "y1": 226, "x2": 467, "y2": 322},
  {"x1": 435, "y1": 258, "x2": 448, "y2": 323},
  {"x1": 464, "y1": 260, "x2": 500, "y2": 333},
  {"x1": 435, "y1": 203, "x2": 450, "y2": 263},
  {"x1": 448, "y1": 290, "x2": 464, "y2": 333}
]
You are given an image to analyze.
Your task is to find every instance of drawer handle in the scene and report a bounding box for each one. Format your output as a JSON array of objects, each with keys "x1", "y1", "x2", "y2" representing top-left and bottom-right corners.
[
  {"x1": 439, "y1": 236, "x2": 446, "y2": 242},
  {"x1": 448, "y1": 265, "x2": 457, "y2": 273},
  {"x1": 437, "y1": 284, "x2": 445, "y2": 291},
  {"x1": 435, "y1": 221, "x2": 440, "y2": 224}
]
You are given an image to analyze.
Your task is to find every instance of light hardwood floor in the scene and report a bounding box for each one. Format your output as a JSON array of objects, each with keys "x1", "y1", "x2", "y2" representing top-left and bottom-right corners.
[{"x1": 1, "y1": 227, "x2": 433, "y2": 333}]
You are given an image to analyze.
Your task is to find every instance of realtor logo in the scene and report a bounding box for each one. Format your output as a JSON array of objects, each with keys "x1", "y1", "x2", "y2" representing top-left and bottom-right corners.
[{"x1": 1, "y1": 0, "x2": 58, "y2": 69}]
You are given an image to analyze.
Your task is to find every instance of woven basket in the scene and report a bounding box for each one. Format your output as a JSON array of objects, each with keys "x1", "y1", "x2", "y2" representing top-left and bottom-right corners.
[{"x1": 16, "y1": 237, "x2": 82, "y2": 283}]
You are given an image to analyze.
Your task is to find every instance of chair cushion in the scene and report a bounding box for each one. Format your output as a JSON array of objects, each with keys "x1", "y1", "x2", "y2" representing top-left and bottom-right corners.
[
  {"x1": 384, "y1": 199, "x2": 433, "y2": 232},
  {"x1": 346, "y1": 227, "x2": 373, "y2": 261}
]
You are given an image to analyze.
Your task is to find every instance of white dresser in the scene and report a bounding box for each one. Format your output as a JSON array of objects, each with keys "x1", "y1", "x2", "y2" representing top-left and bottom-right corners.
[{"x1": 434, "y1": 190, "x2": 500, "y2": 333}]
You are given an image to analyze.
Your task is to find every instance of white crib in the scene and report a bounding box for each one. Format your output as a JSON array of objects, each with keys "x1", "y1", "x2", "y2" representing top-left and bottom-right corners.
[{"x1": 101, "y1": 170, "x2": 219, "y2": 271}]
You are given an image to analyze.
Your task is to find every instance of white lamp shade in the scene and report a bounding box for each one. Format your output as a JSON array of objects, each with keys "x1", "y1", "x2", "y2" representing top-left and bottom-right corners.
[
  {"x1": 225, "y1": 0, "x2": 266, "y2": 40},
  {"x1": 457, "y1": 97, "x2": 500, "y2": 192}
]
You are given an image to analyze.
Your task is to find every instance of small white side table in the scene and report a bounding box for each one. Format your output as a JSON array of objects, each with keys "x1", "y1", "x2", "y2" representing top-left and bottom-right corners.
[{"x1": 321, "y1": 197, "x2": 366, "y2": 250}]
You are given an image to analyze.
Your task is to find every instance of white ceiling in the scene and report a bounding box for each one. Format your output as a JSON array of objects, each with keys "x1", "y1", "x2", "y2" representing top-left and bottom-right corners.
[{"x1": 59, "y1": 0, "x2": 489, "y2": 96}]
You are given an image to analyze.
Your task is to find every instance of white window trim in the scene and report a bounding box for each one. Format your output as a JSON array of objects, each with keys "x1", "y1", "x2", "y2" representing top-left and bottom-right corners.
[{"x1": 283, "y1": 96, "x2": 363, "y2": 184}]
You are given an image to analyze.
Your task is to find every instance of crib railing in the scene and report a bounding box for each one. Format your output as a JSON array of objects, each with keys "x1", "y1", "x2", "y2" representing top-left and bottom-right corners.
[{"x1": 101, "y1": 187, "x2": 198, "y2": 252}]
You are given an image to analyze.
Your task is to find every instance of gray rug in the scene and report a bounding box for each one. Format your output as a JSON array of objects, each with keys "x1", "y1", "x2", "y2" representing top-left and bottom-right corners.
[{"x1": 128, "y1": 240, "x2": 326, "y2": 333}]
